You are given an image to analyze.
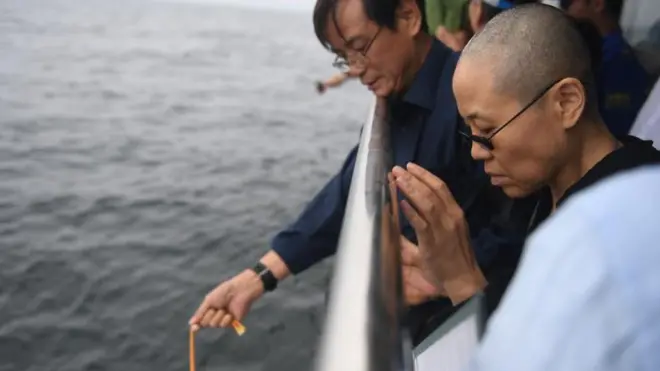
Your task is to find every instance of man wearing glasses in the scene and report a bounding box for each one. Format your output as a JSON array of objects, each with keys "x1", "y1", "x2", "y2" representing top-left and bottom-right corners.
[{"x1": 190, "y1": 0, "x2": 537, "y2": 344}]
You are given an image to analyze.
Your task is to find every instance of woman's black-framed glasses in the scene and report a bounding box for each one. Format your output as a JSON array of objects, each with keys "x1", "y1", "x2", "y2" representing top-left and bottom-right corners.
[
  {"x1": 460, "y1": 79, "x2": 563, "y2": 151},
  {"x1": 332, "y1": 27, "x2": 382, "y2": 72}
]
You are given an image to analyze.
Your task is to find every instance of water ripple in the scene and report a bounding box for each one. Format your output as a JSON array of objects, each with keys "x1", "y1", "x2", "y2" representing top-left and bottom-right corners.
[{"x1": 0, "y1": 1, "x2": 370, "y2": 370}]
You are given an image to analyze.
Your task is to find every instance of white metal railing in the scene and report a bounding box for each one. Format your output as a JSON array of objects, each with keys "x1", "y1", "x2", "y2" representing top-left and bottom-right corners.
[{"x1": 314, "y1": 97, "x2": 414, "y2": 371}]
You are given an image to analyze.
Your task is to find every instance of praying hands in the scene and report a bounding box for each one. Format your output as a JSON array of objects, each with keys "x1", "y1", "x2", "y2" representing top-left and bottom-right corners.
[{"x1": 392, "y1": 163, "x2": 487, "y2": 305}]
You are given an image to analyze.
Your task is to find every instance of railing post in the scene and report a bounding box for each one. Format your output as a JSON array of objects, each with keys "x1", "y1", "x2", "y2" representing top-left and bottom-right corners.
[{"x1": 314, "y1": 97, "x2": 414, "y2": 371}]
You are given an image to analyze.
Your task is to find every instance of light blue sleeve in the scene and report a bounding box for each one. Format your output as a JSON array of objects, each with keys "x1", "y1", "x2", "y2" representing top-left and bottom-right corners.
[
  {"x1": 468, "y1": 166, "x2": 660, "y2": 371},
  {"x1": 629, "y1": 79, "x2": 660, "y2": 147}
]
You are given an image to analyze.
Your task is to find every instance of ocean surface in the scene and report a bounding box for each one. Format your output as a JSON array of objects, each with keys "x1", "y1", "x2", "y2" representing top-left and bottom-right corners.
[{"x1": 0, "y1": 1, "x2": 371, "y2": 370}]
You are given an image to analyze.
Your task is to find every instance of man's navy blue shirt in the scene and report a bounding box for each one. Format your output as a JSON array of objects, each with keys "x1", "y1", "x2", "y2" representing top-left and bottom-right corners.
[
  {"x1": 271, "y1": 40, "x2": 537, "y2": 343},
  {"x1": 271, "y1": 40, "x2": 532, "y2": 278}
]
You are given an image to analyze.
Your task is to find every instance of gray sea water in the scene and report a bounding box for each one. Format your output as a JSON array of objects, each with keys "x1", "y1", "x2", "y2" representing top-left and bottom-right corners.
[{"x1": 0, "y1": 0, "x2": 371, "y2": 370}]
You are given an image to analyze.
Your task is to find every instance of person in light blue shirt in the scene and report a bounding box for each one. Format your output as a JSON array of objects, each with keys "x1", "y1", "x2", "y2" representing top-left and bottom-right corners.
[
  {"x1": 630, "y1": 78, "x2": 660, "y2": 147},
  {"x1": 470, "y1": 165, "x2": 660, "y2": 371}
]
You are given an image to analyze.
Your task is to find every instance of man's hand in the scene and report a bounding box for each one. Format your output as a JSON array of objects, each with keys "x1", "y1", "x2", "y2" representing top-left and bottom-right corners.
[
  {"x1": 189, "y1": 270, "x2": 264, "y2": 332},
  {"x1": 392, "y1": 163, "x2": 487, "y2": 305},
  {"x1": 401, "y1": 236, "x2": 445, "y2": 306},
  {"x1": 435, "y1": 26, "x2": 470, "y2": 52}
]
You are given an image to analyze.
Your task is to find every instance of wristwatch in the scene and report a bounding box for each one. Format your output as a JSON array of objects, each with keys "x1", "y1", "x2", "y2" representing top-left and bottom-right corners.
[{"x1": 251, "y1": 262, "x2": 278, "y2": 292}]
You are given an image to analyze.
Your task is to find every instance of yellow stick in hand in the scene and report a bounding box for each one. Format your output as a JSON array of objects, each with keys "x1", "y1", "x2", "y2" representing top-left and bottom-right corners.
[
  {"x1": 189, "y1": 321, "x2": 246, "y2": 371},
  {"x1": 231, "y1": 320, "x2": 246, "y2": 336}
]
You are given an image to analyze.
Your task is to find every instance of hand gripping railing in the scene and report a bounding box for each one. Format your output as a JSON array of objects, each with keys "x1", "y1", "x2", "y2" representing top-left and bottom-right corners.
[{"x1": 314, "y1": 97, "x2": 414, "y2": 371}]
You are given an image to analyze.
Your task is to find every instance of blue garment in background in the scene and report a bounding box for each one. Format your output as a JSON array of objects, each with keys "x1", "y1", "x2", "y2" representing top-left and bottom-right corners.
[{"x1": 598, "y1": 30, "x2": 650, "y2": 136}]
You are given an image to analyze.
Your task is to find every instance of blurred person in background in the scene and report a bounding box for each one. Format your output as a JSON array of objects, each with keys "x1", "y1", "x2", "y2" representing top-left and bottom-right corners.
[
  {"x1": 574, "y1": 17, "x2": 604, "y2": 70},
  {"x1": 190, "y1": 0, "x2": 537, "y2": 345},
  {"x1": 427, "y1": 0, "x2": 538, "y2": 51},
  {"x1": 560, "y1": 0, "x2": 651, "y2": 136},
  {"x1": 630, "y1": 78, "x2": 660, "y2": 147},
  {"x1": 467, "y1": 0, "x2": 539, "y2": 34},
  {"x1": 315, "y1": 70, "x2": 353, "y2": 94},
  {"x1": 425, "y1": 0, "x2": 473, "y2": 51}
]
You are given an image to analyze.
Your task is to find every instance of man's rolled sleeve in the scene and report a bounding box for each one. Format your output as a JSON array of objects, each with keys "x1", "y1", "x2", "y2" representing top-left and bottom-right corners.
[{"x1": 271, "y1": 145, "x2": 358, "y2": 274}]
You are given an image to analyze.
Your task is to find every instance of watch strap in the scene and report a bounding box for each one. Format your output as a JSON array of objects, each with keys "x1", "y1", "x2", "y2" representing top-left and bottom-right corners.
[{"x1": 252, "y1": 262, "x2": 278, "y2": 292}]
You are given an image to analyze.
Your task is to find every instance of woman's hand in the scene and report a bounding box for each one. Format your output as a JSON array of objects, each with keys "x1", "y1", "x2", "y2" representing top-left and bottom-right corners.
[{"x1": 392, "y1": 163, "x2": 487, "y2": 305}]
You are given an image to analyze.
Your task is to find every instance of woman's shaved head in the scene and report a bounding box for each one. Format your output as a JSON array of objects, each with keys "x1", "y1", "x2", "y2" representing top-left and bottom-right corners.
[
  {"x1": 461, "y1": 3, "x2": 594, "y2": 104},
  {"x1": 452, "y1": 4, "x2": 603, "y2": 199}
]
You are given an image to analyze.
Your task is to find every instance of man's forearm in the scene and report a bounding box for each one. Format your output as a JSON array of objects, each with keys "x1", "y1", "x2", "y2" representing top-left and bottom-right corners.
[
  {"x1": 267, "y1": 146, "x2": 358, "y2": 275},
  {"x1": 259, "y1": 250, "x2": 291, "y2": 281}
]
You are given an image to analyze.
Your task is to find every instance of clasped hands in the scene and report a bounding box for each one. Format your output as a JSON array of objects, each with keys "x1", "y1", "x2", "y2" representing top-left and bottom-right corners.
[{"x1": 394, "y1": 163, "x2": 487, "y2": 306}]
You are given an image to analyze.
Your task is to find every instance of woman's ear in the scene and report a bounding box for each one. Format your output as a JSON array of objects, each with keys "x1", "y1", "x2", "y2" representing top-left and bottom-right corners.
[{"x1": 553, "y1": 78, "x2": 587, "y2": 130}]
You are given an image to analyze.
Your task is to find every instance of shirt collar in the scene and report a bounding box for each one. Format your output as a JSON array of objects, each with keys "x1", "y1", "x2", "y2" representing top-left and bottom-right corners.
[
  {"x1": 557, "y1": 136, "x2": 660, "y2": 207},
  {"x1": 401, "y1": 39, "x2": 452, "y2": 110},
  {"x1": 528, "y1": 136, "x2": 660, "y2": 233}
]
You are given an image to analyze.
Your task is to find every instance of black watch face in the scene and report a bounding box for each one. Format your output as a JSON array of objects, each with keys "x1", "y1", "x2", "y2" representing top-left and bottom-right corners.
[
  {"x1": 263, "y1": 272, "x2": 277, "y2": 291},
  {"x1": 253, "y1": 262, "x2": 267, "y2": 274},
  {"x1": 253, "y1": 263, "x2": 277, "y2": 291}
]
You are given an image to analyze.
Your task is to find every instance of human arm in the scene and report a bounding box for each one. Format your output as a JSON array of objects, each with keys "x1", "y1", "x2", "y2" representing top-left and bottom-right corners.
[
  {"x1": 189, "y1": 146, "x2": 358, "y2": 330},
  {"x1": 270, "y1": 145, "x2": 358, "y2": 274},
  {"x1": 392, "y1": 163, "x2": 487, "y2": 305},
  {"x1": 316, "y1": 72, "x2": 351, "y2": 94},
  {"x1": 435, "y1": 26, "x2": 470, "y2": 52}
]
